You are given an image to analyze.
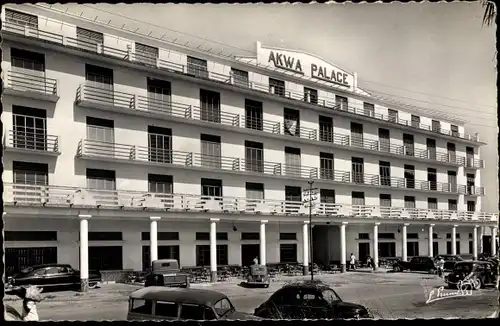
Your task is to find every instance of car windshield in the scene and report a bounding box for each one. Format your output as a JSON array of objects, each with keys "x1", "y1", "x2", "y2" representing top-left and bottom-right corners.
[
  {"x1": 321, "y1": 289, "x2": 341, "y2": 304},
  {"x1": 454, "y1": 263, "x2": 474, "y2": 273},
  {"x1": 214, "y1": 298, "x2": 233, "y2": 317}
]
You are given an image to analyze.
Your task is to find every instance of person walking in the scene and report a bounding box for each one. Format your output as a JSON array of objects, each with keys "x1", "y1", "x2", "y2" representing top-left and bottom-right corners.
[
  {"x1": 366, "y1": 256, "x2": 374, "y2": 271},
  {"x1": 252, "y1": 256, "x2": 259, "y2": 266},
  {"x1": 349, "y1": 253, "x2": 357, "y2": 271},
  {"x1": 436, "y1": 256, "x2": 445, "y2": 278}
]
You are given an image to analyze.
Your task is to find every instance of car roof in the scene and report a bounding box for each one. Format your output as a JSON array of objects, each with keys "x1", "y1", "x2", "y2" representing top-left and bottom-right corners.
[
  {"x1": 130, "y1": 287, "x2": 227, "y2": 305},
  {"x1": 281, "y1": 280, "x2": 331, "y2": 291},
  {"x1": 25, "y1": 264, "x2": 71, "y2": 270},
  {"x1": 456, "y1": 260, "x2": 488, "y2": 264}
]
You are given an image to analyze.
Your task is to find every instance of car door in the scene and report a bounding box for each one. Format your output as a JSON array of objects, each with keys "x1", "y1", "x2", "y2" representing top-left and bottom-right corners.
[
  {"x1": 44, "y1": 266, "x2": 64, "y2": 286},
  {"x1": 21, "y1": 267, "x2": 48, "y2": 286},
  {"x1": 272, "y1": 288, "x2": 301, "y2": 319},
  {"x1": 57, "y1": 266, "x2": 73, "y2": 285},
  {"x1": 301, "y1": 289, "x2": 328, "y2": 319},
  {"x1": 409, "y1": 257, "x2": 420, "y2": 270}
]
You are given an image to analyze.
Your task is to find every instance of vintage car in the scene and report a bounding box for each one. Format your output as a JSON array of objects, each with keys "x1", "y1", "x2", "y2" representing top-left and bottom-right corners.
[
  {"x1": 144, "y1": 259, "x2": 190, "y2": 288},
  {"x1": 445, "y1": 260, "x2": 497, "y2": 290},
  {"x1": 392, "y1": 256, "x2": 436, "y2": 273},
  {"x1": 254, "y1": 280, "x2": 372, "y2": 319},
  {"x1": 244, "y1": 265, "x2": 270, "y2": 288},
  {"x1": 127, "y1": 286, "x2": 262, "y2": 320},
  {"x1": 434, "y1": 255, "x2": 463, "y2": 271},
  {"x1": 5, "y1": 264, "x2": 102, "y2": 292}
]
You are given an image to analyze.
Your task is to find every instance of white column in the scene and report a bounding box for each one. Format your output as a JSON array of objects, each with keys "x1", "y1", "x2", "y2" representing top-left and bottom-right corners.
[
  {"x1": 402, "y1": 223, "x2": 409, "y2": 261},
  {"x1": 303, "y1": 221, "x2": 310, "y2": 275},
  {"x1": 259, "y1": 220, "x2": 267, "y2": 266},
  {"x1": 473, "y1": 225, "x2": 478, "y2": 260},
  {"x1": 209, "y1": 218, "x2": 219, "y2": 282},
  {"x1": 479, "y1": 227, "x2": 484, "y2": 254},
  {"x1": 428, "y1": 224, "x2": 435, "y2": 257},
  {"x1": 373, "y1": 223, "x2": 380, "y2": 269},
  {"x1": 150, "y1": 217, "x2": 160, "y2": 263},
  {"x1": 451, "y1": 225, "x2": 457, "y2": 255},
  {"x1": 340, "y1": 222, "x2": 347, "y2": 273},
  {"x1": 491, "y1": 227, "x2": 497, "y2": 256},
  {"x1": 79, "y1": 214, "x2": 91, "y2": 292}
]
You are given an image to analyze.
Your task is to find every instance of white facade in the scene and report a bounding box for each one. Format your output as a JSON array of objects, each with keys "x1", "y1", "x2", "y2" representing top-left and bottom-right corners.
[{"x1": 1, "y1": 5, "x2": 497, "y2": 276}]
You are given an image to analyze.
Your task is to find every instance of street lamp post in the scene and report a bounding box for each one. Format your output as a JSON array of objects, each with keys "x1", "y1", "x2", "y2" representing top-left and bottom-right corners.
[{"x1": 303, "y1": 180, "x2": 317, "y2": 282}]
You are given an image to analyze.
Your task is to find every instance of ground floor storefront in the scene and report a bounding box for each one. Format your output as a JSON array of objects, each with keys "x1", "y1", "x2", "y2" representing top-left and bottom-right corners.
[{"x1": 4, "y1": 216, "x2": 497, "y2": 276}]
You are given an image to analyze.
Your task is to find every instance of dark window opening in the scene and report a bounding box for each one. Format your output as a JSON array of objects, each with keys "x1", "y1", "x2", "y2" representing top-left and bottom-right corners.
[
  {"x1": 284, "y1": 108, "x2": 300, "y2": 137},
  {"x1": 379, "y1": 128, "x2": 390, "y2": 152},
  {"x1": 320, "y1": 152, "x2": 334, "y2": 180},
  {"x1": 201, "y1": 178, "x2": 223, "y2": 198},
  {"x1": 379, "y1": 161, "x2": 391, "y2": 186},
  {"x1": 304, "y1": 87, "x2": 318, "y2": 104},
  {"x1": 279, "y1": 244, "x2": 297, "y2": 263},
  {"x1": 269, "y1": 78, "x2": 285, "y2": 97},
  {"x1": 232, "y1": 68, "x2": 249, "y2": 87},
  {"x1": 245, "y1": 99, "x2": 263, "y2": 131},
  {"x1": 352, "y1": 157, "x2": 364, "y2": 184},
  {"x1": 187, "y1": 56, "x2": 208, "y2": 78},
  {"x1": 380, "y1": 194, "x2": 391, "y2": 207},
  {"x1": 404, "y1": 165, "x2": 415, "y2": 189},
  {"x1": 350, "y1": 122, "x2": 364, "y2": 148},
  {"x1": 200, "y1": 134, "x2": 221, "y2": 169},
  {"x1": 200, "y1": 89, "x2": 221, "y2": 123},
  {"x1": 319, "y1": 116, "x2": 334, "y2": 142},
  {"x1": 285, "y1": 147, "x2": 301, "y2": 177},
  {"x1": 245, "y1": 140, "x2": 264, "y2": 173}
]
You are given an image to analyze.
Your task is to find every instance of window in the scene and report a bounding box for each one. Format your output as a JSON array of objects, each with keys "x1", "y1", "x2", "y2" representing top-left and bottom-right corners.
[
  {"x1": 319, "y1": 116, "x2": 333, "y2": 142},
  {"x1": 12, "y1": 106, "x2": 48, "y2": 151},
  {"x1": 155, "y1": 301, "x2": 178, "y2": 318},
  {"x1": 200, "y1": 134, "x2": 221, "y2": 169},
  {"x1": 141, "y1": 232, "x2": 179, "y2": 241},
  {"x1": 245, "y1": 141, "x2": 264, "y2": 173},
  {"x1": 451, "y1": 125, "x2": 459, "y2": 137},
  {"x1": 350, "y1": 123, "x2": 363, "y2": 148},
  {"x1": 335, "y1": 95, "x2": 348, "y2": 110},
  {"x1": 88, "y1": 232, "x2": 123, "y2": 241},
  {"x1": 87, "y1": 116, "x2": 114, "y2": 145},
  {"x1": 363, "y1": 102, "x2": 375, "y2": 117},
  {"x1": 388, "y1": 109, "x2": 398, "y2": 123},
  {"x1": 351, "y1": 157, "x2": 364, "y2": 184},
  {"x1": 76, "y1": 27, "x2": 103, "y2": 51},
  {"x1": 11, "y1": 48, "x2": 45, "y2": 72},
  {"x1": 279, "y1": 244, "x2": 297, "y2": 263},
  {"x1": 378, "y1": 128, "x2": 390, "y2": 152},
  {"x1": 196, "y1": 245, "x2": 228, "y2": 266},
  {"x1": 13, "y1": 162, "x2": 48, "y2": 203},
  {"x1": 448, "y1": 171, "x2": 457, "y2": 192},
  {"x1": 5, "y1": 231, "x2": 57, "y2": 241},
  {"x1": 379, "y1": 161, "x2": 391, "y2": 186},
  {"x1": 468, "y1": 241, "x2": 473, "y2": 254},
  {"x1": 428, "y1": 198, "x2": 438, "y2": 210},
  {"x1": 135, "y1": 42, "x2": 158, "y2": 66},
  {"x1": 380, "y1": 194, "x2": 391, "y2": 207},
  {"x1": 86, "y1": 168, "x2": 116, "y2": 190},
  {"x1": 467, "y1": 201, "x2": 476, "y2": 212},
  {"x1": 411, "y1": 115, "x2": 420, "y2": 128},
  {"x1": 304, "y1": 87, "x2": 318, "y2": 104},
  {"x1": 200, "y1": 89, "x2": 221, "y2": 123},
  {"x1": 427, "y1": 139, "x2": 436, "y2": 160},
  {"x1": 379, "y1": 242, "x2": 396, "y2": 257},
  {"x1": 187, "y1": 56, "x2": 208, "y2": 78},
  {"x1": 201, "y1": 178, "x2": 222, "y2": 198},
  {"x1": 467, "y1": 174, "x2": 476, "y2": 194},
  {"x1": 147, "y1": 78, "x2": 171, "y2": 113},
  {"x1": 407, "y1": 242, "x2": 419, "y2": 257},
  {"x1": 320, "y1": 189, "x2": 335, "y2": 204},
  {"x1": 427, "y1": 168, "x2": 437, "y2": 191},
  {"x1": 148, "y1": 174, "x2": 173, "y2": 194},
  {"x1": 284, "y1": 108, "x2": 300, "y2": 137},
  {"x1": 320, "y1": 152, "x2": 334, "y2": 180},
  {"x1": 246, "y1": 182, "x2": 264, "y2": 200},
  {"x1": 148, "y1": 126, "x2": 172, "y2": 163},
  {"x1": 285, "y1": 186, "x2": 301, "y2": 202},
  {"x1": 231, "y1": 68, "x2": 249, "y2": 87},
  {"x1": 241, "y1": 232, "x2": 260, "y2": 240},
  {"x1": 432, "y1": 120, "x2": 441, "y2": 133},
  {"x1": 447, "y1": 143, "x2": 456, "y2": 163},
  {"x1": 245, "y1": 99, "x2": 263, "y2": 131},
  {"x1": 85, "y1": 63, "x2": 113, "y2": 87},
  {"x1": 446, "y1": 233, "x2": 461, "y2": 239},
  {"x1": 285, "y1": 147, "x2": 301, "y2": 177},
  {"x1": 5, "y1": 9, "x2": 38, "y2": 29},
  {"x1": 214, "y1": 298, "x2": 233, "y2": 318},
  {"x1": 448, "y1": 199, "x2": 458, "y2": 211},
  {"x1": 269, "y1": 78, "x2": 285, "y2": 96},
  {"x1": 379, "y1": 233, "x2": 395, "y2": 240},
  {"x1": 5, "y1": 247, "x2": 57, "y2": 277},
  {"x1": 280, "y1": 233, "x2": 297, "y2": 240},
  {"x1": 403, "y1": 134, "x2": 414, "y2": 156},
  {"x1": 180, "y1": 304, "x2": 204, "y2": 320},
  {"x1": 352, "y1": 192, "x2": 365, "y2": 206},
  {"x1": 447, "y1": 241, "x2": 461, "y2": 255},
  {"x1": 358, "y1": 233, "x2": 370, "y2": 240},
  {"x1": 404, "y1": 197, "x2": 416, "y2": 216},
  {"x1": 89, "y1": 246, "x2": 123, "y2": 270},
  {"x1": 466, "y1": 147, "x2": 474, "y2": 167},
  {"x1": 404, "y1": 165, "x2": 415, "y2": 189}
]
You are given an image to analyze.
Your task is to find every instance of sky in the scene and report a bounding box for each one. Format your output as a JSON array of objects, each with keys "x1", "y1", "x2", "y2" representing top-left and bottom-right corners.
[{"x1": 39, "y1": 2, "x2": 498, "y2": 212}]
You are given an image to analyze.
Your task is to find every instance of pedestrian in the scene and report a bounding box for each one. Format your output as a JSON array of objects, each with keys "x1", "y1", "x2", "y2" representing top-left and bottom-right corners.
[
  {"x1": 366, "y1": 256, "x2": 374, "y2": 271},
  {"x1": 252, "y1": 256, "x2": 259, "y2": 266},
  {"x1": 18, "y1": 285, "x2": 43, "y2": 321},
  {"x1": 350, "y1": 253, "x2": 356, "y2": 271},
  {"x1": 436, "y1": 256, "x2": 445, "y2": 278}
]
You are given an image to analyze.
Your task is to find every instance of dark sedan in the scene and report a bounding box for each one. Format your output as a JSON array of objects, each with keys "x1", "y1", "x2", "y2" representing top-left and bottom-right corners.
[
  {"x1": 254, "y1": 280, "x2": 372, "y2": 319},
  {"x1": 392, "y1": 256, "x2": 436, "y2": 273},
  {"x1": 6, "y1": 264, "x2": 102, "y2": 291},
  {"x1": 445, "y1": 260, "x2": 497, "y2": 290}
]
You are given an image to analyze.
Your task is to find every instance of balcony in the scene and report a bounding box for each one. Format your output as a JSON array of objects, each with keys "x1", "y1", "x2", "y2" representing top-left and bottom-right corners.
[
  {"x1": 2, "y1": 20, "x2": 483, "y2": 145},
  {"x1": 3, "y1": 70, "x2": 59, "y2": 102},
  {"x1": 3, "y1": 183, "x2": 496, "y2": 223},
  {"x1": 464, "y1": 158, "x2": 485, "y2": 169},
  {"x1": 75, "y1": 139, "x2": 476, "y2": 195},
  {"x1": 4, "y1": 130, "x2": 60, "y2": 156},
  {"x1": 464, "y1": 186, "x2": 485, "y2": 196},
  {"x1": 75, "y1": 84, "x2": 135, "y2": 111}
]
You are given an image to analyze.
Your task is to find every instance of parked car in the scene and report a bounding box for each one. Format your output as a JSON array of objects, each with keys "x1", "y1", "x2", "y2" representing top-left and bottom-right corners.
[
  {"x1": 244, "y1": 264, "x2": 270, "y2": 288},
  {"x1": 5, "y1": 264, "x2": 102, "y2": 292},
  {"x1": 144, "y1": 259, "x2": 190, "y2": 288},
  {"x1": 253, "y1": 280, "x2": 372, "y2": 319},
  {"x1": 445, "y1": 260, "x2": 497, "y2": 290},
  {"x1": 434, "y1": 255, "x2": 463, "y2": 271},
  {"x1": 392, "y1": 256, "x2": 436, "y2": 273},
  {"x1": 127, "y1": 286, "x2": 262, "y2": 320}
]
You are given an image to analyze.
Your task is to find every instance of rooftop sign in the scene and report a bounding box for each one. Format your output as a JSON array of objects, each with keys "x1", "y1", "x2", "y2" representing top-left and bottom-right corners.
[{"x1": 256, "y1": 42, "x2": 355, "y2": 89}]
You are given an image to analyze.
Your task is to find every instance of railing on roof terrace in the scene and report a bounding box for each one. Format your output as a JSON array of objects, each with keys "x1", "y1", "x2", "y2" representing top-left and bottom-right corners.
[
  {"x1": 5, "y1": 70, "x2": 58, "y2": 96},
  {"x1": 2, "y1": 20, "x2": 481, "y2": 144},
  {"x1": 3, "y1": 183, "x2": 496, "y2": 222},
  {"x1": 75, "y1": 139, "x2": 484, "y2": 195},
  {"x1": 75, "y1": 85, "x2": 470, "y2": 167}
]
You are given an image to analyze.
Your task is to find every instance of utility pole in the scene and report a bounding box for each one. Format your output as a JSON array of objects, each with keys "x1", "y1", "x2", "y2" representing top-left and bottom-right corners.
[{"x1": 303, "y1": 180, "x2": 317, "y2": 281}]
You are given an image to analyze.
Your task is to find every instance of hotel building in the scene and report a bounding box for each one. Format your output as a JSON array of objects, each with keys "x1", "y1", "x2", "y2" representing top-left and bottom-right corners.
[{"x1": 2, "y1": 5, "x2": 498, "y2": 286}]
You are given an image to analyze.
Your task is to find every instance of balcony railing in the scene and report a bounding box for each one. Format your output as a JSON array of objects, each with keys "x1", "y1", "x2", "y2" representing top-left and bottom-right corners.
[
  {"x1": 2, "y1": 20, "x2": 482, "y2": 144},
  {"x1": 5, "y1": 130, "x2": 59, "y2": 153},
  {"x1": 3, "y1": 183, "x2": 496, "y2": 223},
  {"x1": 465, "y1": 186, "x2": 485, "y2": 196},
  {"x1": 75, "y1": 139, "x2": 479, "y2": 195},
  {"x1": 75, "y1": 84, "x2": 135, "y2": 109},
  {"x1": 4, "y1": 70, "x2": 58, "y2": 97},
  {"x1": 465, "y1": 158, "x2": 484, "y2": 169}
]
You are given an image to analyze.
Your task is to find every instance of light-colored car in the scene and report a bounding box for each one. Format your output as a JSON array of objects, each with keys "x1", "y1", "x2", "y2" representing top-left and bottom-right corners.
[{"x1": 144, "y1": 259, "x2": 190, "y2": 288}]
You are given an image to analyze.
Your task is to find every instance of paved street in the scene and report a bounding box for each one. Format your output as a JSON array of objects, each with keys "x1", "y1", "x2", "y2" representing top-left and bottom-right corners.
[{"x1": 4, "y1": 271, "x2": 498, "y2": 320}]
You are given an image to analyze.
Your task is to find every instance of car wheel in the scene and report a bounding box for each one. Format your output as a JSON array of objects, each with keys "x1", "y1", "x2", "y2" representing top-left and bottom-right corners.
[
  {"x1": 429, "y1": 268, "x2": 436, "y2": 274},
  {"x1": 88, "y1": 282, "x2": 98, "y2": 289},
  {"x1": 393, "y1": 266, "x2": 401, "y2": 272},
  {"x1": 472, "y1": 278, "x2": 482, "y2": 290}
]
